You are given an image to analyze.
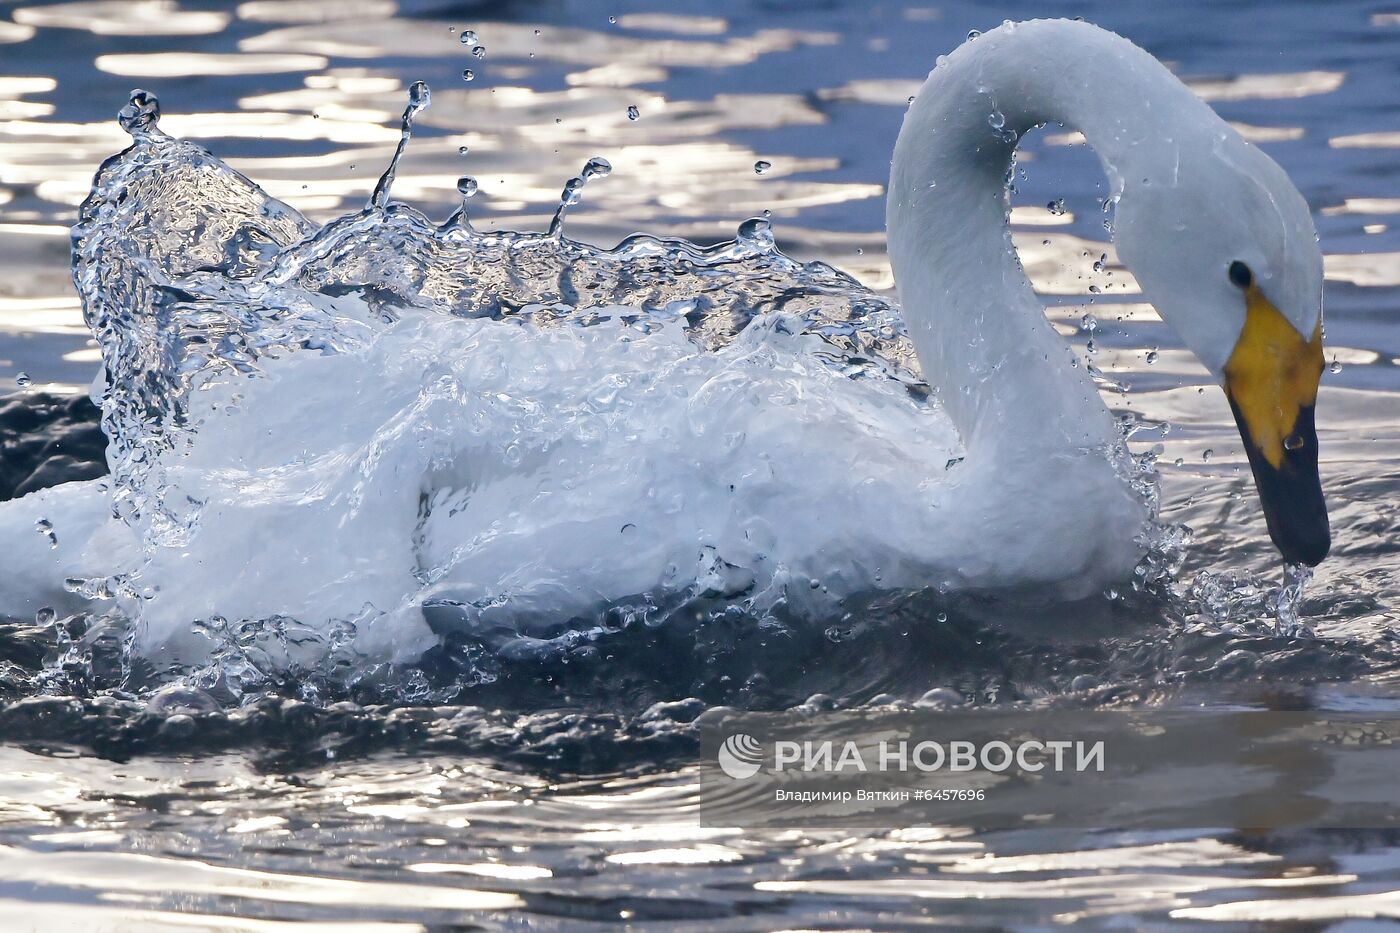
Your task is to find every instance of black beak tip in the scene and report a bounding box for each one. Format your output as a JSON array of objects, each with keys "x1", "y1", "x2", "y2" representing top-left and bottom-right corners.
[
  {"x1": 1251, "y1": 453, "x2": 1330, "y2": 567},
  {"x1": 1229, "y1": 401, "x2": 1330, "y2": 568},
  {"x1": 1274, "y1": 519, "x2": 1330, "y2": 567}
]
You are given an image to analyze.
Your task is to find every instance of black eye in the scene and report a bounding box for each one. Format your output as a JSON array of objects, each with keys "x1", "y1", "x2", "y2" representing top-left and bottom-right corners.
[{"x1": 1228, "y1": 260, "x2": 1253, "y2": 289}]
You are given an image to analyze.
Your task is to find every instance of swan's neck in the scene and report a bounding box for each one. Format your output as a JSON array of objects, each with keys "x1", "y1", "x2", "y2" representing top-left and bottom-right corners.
[{"x1": 888, "y1": 19, "x2": 1200, "y2": 457}]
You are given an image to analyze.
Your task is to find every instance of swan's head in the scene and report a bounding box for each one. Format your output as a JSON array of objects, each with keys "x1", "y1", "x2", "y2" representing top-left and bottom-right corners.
[{"x1": 1114, "y1": 135, "x2": 1329, "y2": 566}]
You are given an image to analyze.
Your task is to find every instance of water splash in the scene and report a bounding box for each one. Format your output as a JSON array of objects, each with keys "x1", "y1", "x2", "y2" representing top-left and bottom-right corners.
[
  {"x1": 117, "y1": 88, "x2": 159, "y2": 134},
  {"x1": 1273, "y1": 563, "x2": 1314, "y2": 637},
  {"x1": 447, "y1": 175, "x2": 479, "y2": 231},
  {"x1": 52, "y1": 86, "x2": 1324, "y2": 698},
  {"x1": 71, "y1": 89, "x2": 319, "y2": 547},
  {"x1": 547, "y1": 156, "x2": 611, "y2": 237},
  {"x1": 370, "y1": 80, "x2": 430, "y2": 210},
  {"x1": 64, "y1": 86, "x2": 955, "y2": 676}
]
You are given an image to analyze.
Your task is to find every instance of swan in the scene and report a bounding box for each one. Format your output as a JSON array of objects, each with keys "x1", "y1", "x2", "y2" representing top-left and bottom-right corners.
[
  {"x1": 887, "y1": 17, "x2": 1328, "y2": 571},
  {"x1": 0, "y1": 19, "x2": 1328, "y2": 661}
]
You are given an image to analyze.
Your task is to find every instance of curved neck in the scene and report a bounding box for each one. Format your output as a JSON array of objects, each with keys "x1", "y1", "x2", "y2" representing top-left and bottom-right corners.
[{"x1": 888, "y1": 19, "x2": 1202, "y2": 456}]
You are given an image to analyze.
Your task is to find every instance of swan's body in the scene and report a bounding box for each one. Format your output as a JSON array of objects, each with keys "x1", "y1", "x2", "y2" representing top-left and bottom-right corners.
[{"x1": 0, "y1": 20, "x2": 1328, "y2": 661}]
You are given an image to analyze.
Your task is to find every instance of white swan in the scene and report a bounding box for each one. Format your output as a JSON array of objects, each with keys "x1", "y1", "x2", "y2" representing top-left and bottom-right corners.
[
  {"x1": 0, "y1": 19, "x2": 1328, "y2": 660},
  {"x1": 888, "y1": 17, "x2": 1328, "y2": 571}
]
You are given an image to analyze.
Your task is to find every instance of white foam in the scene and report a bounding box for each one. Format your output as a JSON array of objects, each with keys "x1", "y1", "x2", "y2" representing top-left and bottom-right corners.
[{"x1": 126, "y1": 303, "x2": 964, "y2": 657}]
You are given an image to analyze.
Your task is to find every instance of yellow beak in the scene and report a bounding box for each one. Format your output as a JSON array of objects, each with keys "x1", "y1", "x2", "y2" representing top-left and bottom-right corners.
[{"x1": 1221, "y1": 283, "x2": 1330, "y2": 566}]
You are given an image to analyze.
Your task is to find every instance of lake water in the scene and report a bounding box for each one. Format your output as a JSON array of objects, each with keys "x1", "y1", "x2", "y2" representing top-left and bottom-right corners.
[{"x1": 0, "y1": 0, "x2": 1398, "y2": 928}]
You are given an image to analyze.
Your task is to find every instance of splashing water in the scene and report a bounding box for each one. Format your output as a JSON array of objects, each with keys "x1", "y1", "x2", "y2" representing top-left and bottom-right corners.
[
  {"x1": 46, "y1": 84, "x2": 1325, "y2": 699},
  {"x1": 65, "y1": 85, "x2": 976, "y2": 679},
  {"x1": 547, "y1": 155, "x2": 611, "y2": 237},
  {"x1": 370, "y1": 80, "x2": 430, "y2": 211}
]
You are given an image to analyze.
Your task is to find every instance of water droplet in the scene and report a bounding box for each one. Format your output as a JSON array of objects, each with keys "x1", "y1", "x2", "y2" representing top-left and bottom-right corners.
[
  {"x1": 608, "y1": 15, "x2": 616, "y2": 24},
  {"x1": 967, "y1": 29, "x2": 982, "y2": 40},
  {"x1": 626, "y1": 105, "x2": 640, "y2": 121},
  {"x1": 753, "y1": 160, "x2": 771, "y2": 175},
  {"x1": 1145, "y1": 349, "x2": 1159, "y2": 364},
  {"x1": 1047, "y1": 198, "x2": 1066, "y2": 216},
  {"x1": 737, "y1": 217, "x2": 771, "y2": 237},
  {"x1": 1080, "y1": 313, "x2": 1097, "y2": 332},
  {"x1": 582, "y1": 156, "x2": 612, "y2": 179},
  {"x1": 534, "y1": 28, "x2": 541, "y2": 36},
  {"x1": 456, "y1": 176, "x2": 479, "y2": 199},
  {"x1": 458, "y1": 145, "x2": 469, "y2": 155},
  {"x1": 459, "y1": 29, "x2": 478, "y2": 45},
  {"x1": 472, "y1": 46, "x2": 486, "y2": 59},
  {"x1": 916, "y1": 687, "x2": 962, "y2": 708},
  {"x1": 1092, "y1": 252, "x2": 1106, "y2": 272},
  {"x1": 1329, "y1": 359, "x2": 1342, "y2": 374},
  {"x1": 461, "y1": 69, "x2": 474, "y2": 81},
  {"x1": 118, "y1": 88, "x2": 160, "y2": 135},
  {"x1": 988, "y1": 109, "x2": 1005, "y2": 130},
  {"x1": 34, "y1": 517, "x2": 56, "y2": 548},
  {"x1": 1202, "y1": 448, "x2": 1214, "y2": 462},
  {"x1": 736, "y1": 217, "x2": 775, "y2": 249},
  {"x1": 14, "y1": 372, "x2": 31, "y2": 387},
  {"x1": 1284, "y1": 433, "x2": 1305, "y2": 451}
]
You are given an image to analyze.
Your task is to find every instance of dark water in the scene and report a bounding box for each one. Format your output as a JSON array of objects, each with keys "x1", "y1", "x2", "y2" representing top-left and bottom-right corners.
[{"x1": 0, "y1": 0, "x2": 1398, "y2": 927}]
